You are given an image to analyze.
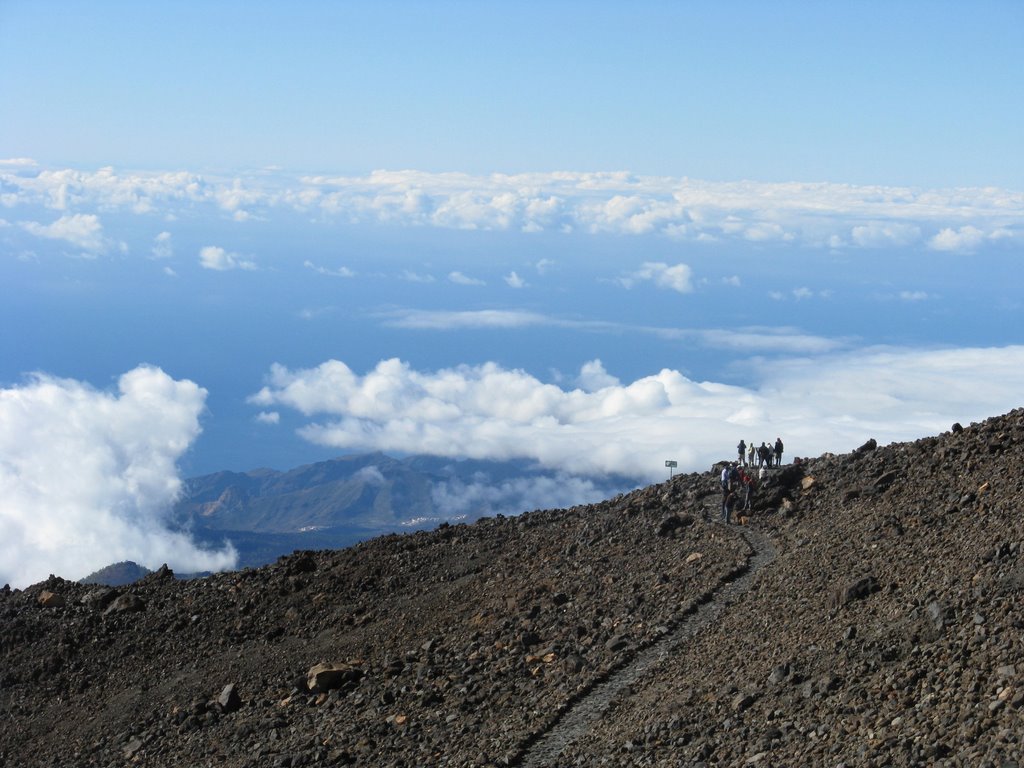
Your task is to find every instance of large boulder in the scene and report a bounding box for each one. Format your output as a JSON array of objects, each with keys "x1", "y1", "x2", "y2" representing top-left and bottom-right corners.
[{"x1": 307, "y1": 662, "x2": 364, "y2": 694}]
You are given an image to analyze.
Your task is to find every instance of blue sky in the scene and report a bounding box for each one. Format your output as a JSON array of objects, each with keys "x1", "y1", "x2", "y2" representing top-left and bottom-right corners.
[
  {"x1": 3, "y1": 2, "x2": 1022, "y2": 185},
  {"x1": 1, "y1": 2, "x2": 1023, "y2": 585}
]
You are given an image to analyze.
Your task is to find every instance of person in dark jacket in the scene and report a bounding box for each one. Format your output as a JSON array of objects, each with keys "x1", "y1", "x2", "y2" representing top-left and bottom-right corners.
[{"x1": 774, "y1": 437, "x2": 784, "y2": 466}]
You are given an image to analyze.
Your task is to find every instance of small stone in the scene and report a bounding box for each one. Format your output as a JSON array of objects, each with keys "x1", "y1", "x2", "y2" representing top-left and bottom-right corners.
[
  {"x1": 123, "y1": 738, "x2": 143, "y2": 759},
  {"x1": 218, "y1": 683, "x2": 242, "y2": 713},
  {"x1": 605, "y1": 633, "x2": 629, "y2": 652},
  {"x1": 103, "y1": 593, "x2": 146, "y2": 615},
  {"x1": 767, "y1": 664, "x2": 790, "y2": 685},
  {"x1": 732, "y1": 692, "x2": 756, "y2": 712}
]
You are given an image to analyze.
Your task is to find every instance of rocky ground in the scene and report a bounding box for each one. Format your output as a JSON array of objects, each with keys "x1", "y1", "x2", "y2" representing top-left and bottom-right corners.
[{"x1": 2, "y1": 408, "x2": 1023, "y2": 767}]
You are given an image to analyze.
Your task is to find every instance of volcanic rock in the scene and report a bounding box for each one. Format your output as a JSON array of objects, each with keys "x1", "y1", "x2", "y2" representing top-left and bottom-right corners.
[{"x1": 3, "y1": 408, "x2": 1024, "y2": 767}]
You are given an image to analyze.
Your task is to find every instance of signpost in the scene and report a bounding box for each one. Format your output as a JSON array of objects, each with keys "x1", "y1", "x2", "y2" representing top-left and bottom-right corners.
[{"x1": 665, "y1": 459, "x2": 678, "y2": 479}]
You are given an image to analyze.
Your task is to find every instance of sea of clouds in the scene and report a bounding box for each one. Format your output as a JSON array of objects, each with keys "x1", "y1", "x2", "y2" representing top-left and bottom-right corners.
[
  {"x1": 4, "y1": 348, "x2": 1024, "y2": 589},
  {"x1": 251, "y1": 347, "x2": 1024, "y2": 481},
  {"x1": 3, "y1": 162, "x2": 1021, "y2": 256}
]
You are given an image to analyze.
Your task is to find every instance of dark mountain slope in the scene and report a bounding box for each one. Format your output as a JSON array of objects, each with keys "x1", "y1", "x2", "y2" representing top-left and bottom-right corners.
[
  {"x1": 561, "y1": 411, "x2": 1024, "y2": 765},
  {"x1": 2, "y1": 408, "x2": 1023, "y2": 766}
]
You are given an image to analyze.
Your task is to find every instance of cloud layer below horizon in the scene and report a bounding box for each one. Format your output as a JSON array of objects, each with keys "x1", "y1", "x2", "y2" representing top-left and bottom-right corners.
[
  {"x1": 4, "y1": 163, "x2": 1021, "y2": 254},
  {"x1": 250, "y1": 346, "x2": 1024, "y2": 481},
  {"x1": 3, "y1": 345, "x2": 1022, "y2": 588},
  {"x1": 0, "y1": 367, "x2": 237, "y2": 589}
]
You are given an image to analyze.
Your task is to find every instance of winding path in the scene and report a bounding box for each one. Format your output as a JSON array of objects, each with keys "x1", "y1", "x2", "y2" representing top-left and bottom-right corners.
[{"x1": 512, "y1": 524, "x2": 776, "y2": 766}]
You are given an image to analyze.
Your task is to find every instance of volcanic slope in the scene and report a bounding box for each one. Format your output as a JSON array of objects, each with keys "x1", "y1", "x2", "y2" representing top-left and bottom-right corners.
[{"x1": 2, "y1": 408, "x2": 1023, "y2": 767}]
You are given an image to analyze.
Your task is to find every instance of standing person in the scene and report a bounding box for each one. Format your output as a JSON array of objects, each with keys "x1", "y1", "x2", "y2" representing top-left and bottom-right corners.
[
  {"x1": 741, "y1": 468, "x2": 755, "y2": 511},
  {"x1": 774, "y1": 437, "x2": 784, "y2": 467},
  {"x1": 748, "y1": 441, "x2": 756, "y2": 467},
  {"x1": 720, "y1": 465, "x2": 732, "y2": 520},
  {"x1": 737, "y1": 439, "x2": 747, "y2": 466},
  {"x1": 723, "y1": 489, "x2": 736, "y2": 524},
  {"x1": 759, "y1": 442, "x2": 770, "y2": 468}
]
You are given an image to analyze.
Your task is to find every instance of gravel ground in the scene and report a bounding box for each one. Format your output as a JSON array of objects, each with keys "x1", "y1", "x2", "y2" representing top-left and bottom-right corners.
[{"x1": 2, "y1": 408, "x2": 1022, "y2": 767}]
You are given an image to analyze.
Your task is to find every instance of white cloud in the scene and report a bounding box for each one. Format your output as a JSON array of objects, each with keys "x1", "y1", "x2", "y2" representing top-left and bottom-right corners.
[
  {"x1": 152, "y1": 230, "x2": 173, "y2": 259},
  {"x1": 850, "y1": 221, "x2": 921, "y2": 248},
  {"x1": 448, "y1": 270, "x2": 485, "y2": 286},
  {"x1": 20, "y1": 213, "x2": 107, "y2": 253},
  {"x1": 199, "y1": 245, "x2": 256, "y2": 271},
  {"x1": 3, "y1": 165, "x2": 1020, "y2": 252},
  {"x1": 429, "y1": 472, "x2": 628, "y2": 521},
  {"x1": 304, "y1": 259, "x2": 355, "y2": 278},
  {"x1": 383, "y1": 309, "x2": 553, "y2": 330},
  {"x1": 255, "y1": 411, "x2": 280, "y2": 424},
  {"x1": 899, "y1": 290, "x2": 930, "y2": 301},
  {"x1": 0, "y1": 157, "x2": 38, "y2": 167},
  {"x1": 534, "y1": 258, "x2": 556, "y2": 275},
  {"x1": 380, "y1": 308, "x2": 842, "y2": 354},
  {"x1": 504, "y1": 271, "x2": 527, "y2": 288},
  {"x1": 0, "y1": 367, "x2": 237, "y2": 588},
  {"x1": 743, "y1": 222, "x2": 793, "y2": 242},
  {"x1": 249, "y1": 347, "x2": 1024, "y2": 486},
  {"x1": 399, "y1": 270, "x2": 436, "y2": 283},
  {"x1": 619, "y1": 262, "x2": 694, "y2": 293},
  {"x1": 694, "y1": 327, "x2": 843, "y2": 354},
  {"x1": 353, "y1": 465, "x2": 386, "y2": 486},
  {"x1": 929, "y1": 225, "x2": 987, "y2": 253},
  {"x1": 783, "y1": 287, "x2": 831, "y2": 301},
  {"x1": 577, "y1": 359, "x2": 621, "y2": 391}
]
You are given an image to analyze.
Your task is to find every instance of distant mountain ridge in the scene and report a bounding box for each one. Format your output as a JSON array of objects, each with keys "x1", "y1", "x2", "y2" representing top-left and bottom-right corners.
[{"x1": 172, "y1": 451, "x2": 641, "y2": 569}]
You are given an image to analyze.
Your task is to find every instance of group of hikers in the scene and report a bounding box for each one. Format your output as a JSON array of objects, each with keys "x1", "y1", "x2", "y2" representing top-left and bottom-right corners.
[
  {"x1": 720, "y1": 437, "x2": 785, "y2": 524},
  {"x1": 738, "y1": 438, "x2": 783, "y2": 469}
]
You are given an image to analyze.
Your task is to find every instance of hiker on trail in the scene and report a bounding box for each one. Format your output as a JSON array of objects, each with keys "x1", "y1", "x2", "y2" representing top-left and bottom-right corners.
[
  {"x1": 775, "y1": 437, "x2": 784, "y2": 466},
  {"x1": 737, "y1": 439, "x2": 747, "y2": 466},
  {"x1": 748, "y1": 441, "x2": 756, "y2": 467},
  {"x1": 758, "y1": 442, "x2": 771, "y2": 468},
  {"x1": 720, "y1": 465, "x2": 733, "y2": 521},
  {"x1": 723, "y1": 489, "x2": 736, "y2": 524},
  {"x1": 739, "y1": 467, "x2": 755, "y2": 511}
]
